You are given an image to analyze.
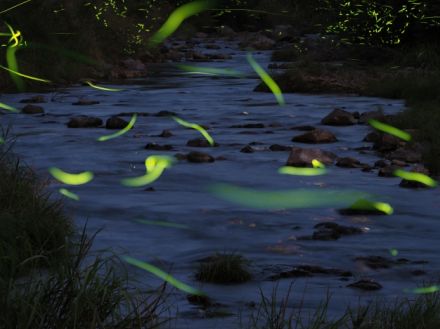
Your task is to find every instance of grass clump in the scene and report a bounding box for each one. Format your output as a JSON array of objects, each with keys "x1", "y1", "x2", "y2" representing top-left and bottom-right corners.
[{"x1": 196, "y1": 252, "x2": 252, "y2": 284}]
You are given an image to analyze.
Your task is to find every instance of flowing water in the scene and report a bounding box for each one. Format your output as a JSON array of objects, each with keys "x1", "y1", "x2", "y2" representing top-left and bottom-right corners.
[{"x1": 1, "y1": 40, "x2": 439, "y2": 328}]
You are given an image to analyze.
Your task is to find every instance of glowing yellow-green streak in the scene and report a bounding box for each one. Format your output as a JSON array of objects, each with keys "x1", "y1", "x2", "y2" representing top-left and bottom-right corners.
[
  {"x1": 176, "y1": 64, "x2": 244, "y2": 77},
  {"x1": 210, "y1": 184, "x2": 371, "y2": 209},
  {"x1": 368, "y1": 119, "x2": 411, "y2": 141},
  {"x1": 49, "y1": 167, "x2": 94, "y2": 185},
  {"x1": 278, "y1": 166, "x2": 326, "y2": 176},
  {"x1": 59, "y1": 188, "x2": 79, "y2": 201},
  {"x1": 5, "y1": 23, "x2": 21, "y2": 47},
  {"x1": 394, "y1": 169, "x2": 437, "y2": 187},
  {"x1": 149, "y1": 1, "x2": 213, "y2": 45},
  {"x1": 348, "y1": 198, "x2": 393, "y2": 215},
  {"x1": 0, "y1": 64, "x2": 50, "y2": 83},
  {"x1": 173, "y1": 116, "x2": 214, "y2": 146},
  {"x1": 312, "y1": 159, "x2": 325, "y2": 169},
  {"x1": 145, "y1": 155, "x2": 175, "y2": 173},
  {"x1": 121, "y1": 166, "x2": 166, "y2": 187},
  {"x1": 85, "y1": 80, "x2": 123, "y2": 92},
  {"x1": 0, "y1": 0, "x2": 32, "y2": 15},
  {"x1": 6, "y1": 45, "x2": 25, "y2": 91},
  {"x1": 406, "y1": 286, "x2": 440, "y2": 294},
  {"x1": 390, "y1": 249, "x2": 398, "y2": 256},
  {"x1": 136, "y1": 219, "x2": 188, "y2": 229},
  {"x1": 0, "y1": 102, "x2": 18, "y2": 112},
  {"x1": 123, "y1": 256, "x2": 204, "y2": 295},
  {"x1": 97, "y1": 114, "x2": 137, "y2": 142},
  {"x1": 246, "y1": 53, "x2": 285, "y2": 106}
]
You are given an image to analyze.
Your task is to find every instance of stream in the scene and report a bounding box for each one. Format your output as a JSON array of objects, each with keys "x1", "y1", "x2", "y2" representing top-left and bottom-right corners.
[{"x1": 1, "y1": 38, "x2": 439, "y2": 328}]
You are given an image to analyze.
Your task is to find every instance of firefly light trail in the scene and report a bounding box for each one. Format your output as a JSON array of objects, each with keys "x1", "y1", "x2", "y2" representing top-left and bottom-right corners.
[
  {"x1": 85, "y1": 80, "x2": 123, "y2": 92},
  {"x1": 368, "y1": 119, "x2": 411, "y2": 141},
  {"x1": 246, "y1": 53, "x2": 285, "y2": 106},
  {"x1": 394, "y1": 169, "x2": 437, "y2": 187},
  {"x1": 59, "y1": 188, "x2": 80, "y2": 201},
  {"x1": 48, "y1": 167, "x2": 94, "y2": 185},
  {"x1": 173, "y1": 116, "x2": 214, "y2": 146},
  {"x1": 123, "y1": 256, "x2": 204, "y2": 295},
  {"x1": 97, "y1": 114, "x2": 137, "y2": 142}
]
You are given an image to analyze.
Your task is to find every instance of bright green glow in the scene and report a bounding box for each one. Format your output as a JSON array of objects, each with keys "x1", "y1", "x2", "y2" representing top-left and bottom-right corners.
[
  {"x1": 121, "y1": 155, "x2": 174, "y2": 187},
  {"x1": 390, "y1": 249, "x2": 398, "y2": 256},
  {"x1": 368, "y1": 119, "x2": 411, "y2": 141},
  {"x1": 136, "y1": 219, "x2": 188, "y2": 229},
  {"x1": 97, "y1": 114, "x2": 137, "y2": 142},
  {"x1": 6, "y1": 45, "x2": 25, "y2": 91},
  {"x1": 85, "y1": 80, "x2": 123, "y2": 92},
  {"x1": 144, "y1": 155, "x2": 175, "y2": 173},
  {"x1": 312, "y1": 159, "x2": 325, "y2": 169},
  {"x1": 0, "y1": 102, "x2": 18, "y2": 112},
  {"x1": 49, "y1": 167, "x2": 94, "y2": 185},
  {"x1": 246, "y1": 53, "x2": 285, "y2": 106},
  {"x1": 0, "y1": 0, "x2": 32, "y2": 15},
  {"x1": 210, "y1": 184, "x2": 371, "y2": 209},
  {"x1": 123, "y1": 256, "x2": 204, "y2": 295},
  {"x1": 176, "y1": 64, "x2": 244, "y2": 77},
  {"x1": 348, "y1": 198, "x2": 393, "y2": 215},
  {"x1": 278, "y1": 166, "x2": 326, "y2": 176},
  {"x1": 5, "y1": 23, "x2": 21, "y2": 47},
  {"x1": 394, "y1": 169, "x2": 437, "y2": 187},
  {"x1": 0, "y1": 64, "x2": 51, "y2": 83},
  {"x1": 406, "y1": 286, "x2": 440, "y2": 294},
  {"x1": 173, "y1": 116, "x2": 214, "y2": 146},
  {"x1": 59, "y1": 188, "x2": 79, "y2": 201},
  {"x1": 149, "y1": 1, "x2": 214, "y2": 45}
]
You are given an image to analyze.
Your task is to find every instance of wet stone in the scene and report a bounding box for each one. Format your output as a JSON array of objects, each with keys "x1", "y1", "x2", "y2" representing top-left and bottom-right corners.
[
  {"x1": 144, "y1": 143, "x2": 173, "y2": 151},
  {"x1": 268, "y1": 265, "x2": 352, "y2": 281},
  {"x1": 292, "y1": 129, "x2": 337, "y2": 144},
  {"x1": 312, "y1": 222, "x2": 363, "y2": 240},
  {"x1": 347, "y1": 279, "x2": 382, "y2": 291},
  {"x1": 105, "y1": 116, "x2": 128, "y2": 129},
  {"x1": 230, "y1": 123, "x2": 265, "y2": 129},
  {"x1": 321, "y1": 108, "x2": 357, "y2": 126},
  {"x1": 187, "y1": 138, "x2": 216, "y2": 147},
  {"x1": 373, "y1": 134, "x2": 403, "y2": 152},
  {"x1": 364, "y1": 131, "x2": 381, "y2": 143},
  {"x1": 355, "y1": 256, "x2": 396, "y2": 269},
  {"x1": 154, "y1": 110, "x2": 176, "y2": 117},
  {"x1": 67, "y1": 116, "x2": 102, "y2": 128},
  {"x1": 286, "y1": 147, "x2": 337, "y2": 167},
  {"x1": 240, "y1": 145, "x2": 255, "y2": 153},
  {"x1": 336, "y1": 157, "x2": 362, "y2": 168},
  {"x1": 290, "y1": 125, "x2": 316, "y2": 131},
  {"x1": 19, "y1": 95, "x2": 46, "y2": 103},
  {"x1": 187, "y1": 294, "x2": 214, "y2": 308},
  {"x1": 22, "y1": 104, "x2": 44, "y2": 114},
  {"x1": 72, "y1": 99, "x2": 100, "y2": 106},
  {"x1": 158, "y1": 129, "x2": 173, "y2": 138},
  {"x1": 269, "y1": 144, "x2": 292, "y2": 151},
  {"x1": 378, "y1": 165, "x2": 399, "y2": 177},
  {"x1": 187, "y1": 151, "x2": 215, "y2": 163}
]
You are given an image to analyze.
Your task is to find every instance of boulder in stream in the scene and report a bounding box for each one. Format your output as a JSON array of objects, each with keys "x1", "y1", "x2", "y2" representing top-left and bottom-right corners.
[
  {"x1": 22, "y1": 104, "x2": 44, "y2": 114},
  {"x1": 67, "y1": 116, "x2": 102, "y2": 128},
  {"x1": 286, "y1": 147, "x2": 336, "y2": 167},
  {"x1": 321, "y1": 108, "x2": 357, "y2": 126},
  {"x1": 292, "y1": 129, "x2": 337, "y2": 144},
  {"x1": 105, "y1": 116, "x2": 129, "y2": 129}
]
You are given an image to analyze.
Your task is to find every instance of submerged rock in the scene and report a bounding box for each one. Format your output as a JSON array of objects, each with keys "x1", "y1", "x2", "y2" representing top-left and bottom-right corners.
[
  {"x1": 347, "y1": 279, "x2": 382, "y2": 291},
  {"x1": 144, "y1": 143, "x2": 173, "y2": 151},
  {"x1": 105, "y1": 116, "x2": 128, "y2": 129},
  {"x1": 268, "y1": 265, "x2": 352, "y2": 280},
  {"x1": 286, "y1": 147, "x2": 336, "y2": 167},
  {"x1": 158, "y1": 129, "x2": 173, "y2": 138},
  {"x1": 67, "y1": 116, "x2": 102, "y2": 128},
  {"x1": 321, "y1": 108, "x2": 357, "y2": 126},
  {"x1": 20, "y1": 95, "x2": 46, "y2": 103},
  {"x1": 187, "y1": 138, "x2": 216, "y2": 147},
  {"x1": 311, "y1": 222, "x2": 364, "y2": 240},
  {"x1": 269, "y1": 144, "x2": 292, "y2": 151},
  {"x1": 72, "y1": 99, "x2": 100, "y2": 106},
  {"x1": 187, "y1": 151, "x2": 215, "y2": 163},
  {"x1": 292, "y1": 129, "x2": 337, "y2": 144},
  {"x1": 22, "y1": 104, "x2": 44, "y2": 114},
  {"x1": 240, "y1": 145, "x2": 255, "y2": 153}
]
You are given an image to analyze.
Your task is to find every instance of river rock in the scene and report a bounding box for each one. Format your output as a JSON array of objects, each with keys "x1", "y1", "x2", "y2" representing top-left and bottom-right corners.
[
  {"x1": 336, "y1": 157, "x2": 363, "y2": 168},
  {"x1": 154, "y1": 110, "x2": 176, "y2": 117},
  {"x1": 144, "y1": 143, "x2": 173, "y2": 151},
  {"x1": 378, "y1": 165, "x2": 399, "y2": 177},
  {"x1": 22, "y1": 104, "x2": 44, "y2": 114},
  {"x1": 373, "y1": 134, "x2": 403, "y2": 152},
  {"x1": 19, "y1": 95, "x2": 46, "y2": 103},
  {"x1": 355, "y1": 256, "x2": 395, "y2": 269},
  {"x1": 359, "y1": 110, "x2": 386, "y2": 124},
  {"x1": 290, "y1": 125, "x2": 316, "y2": 131},
  {"x1": 72, "y1": 99, "x2": 100, "y2": 106},
  {"x1": 67, "y1": 116, "x2": 102, "y2": 128},
  {"x1": 321, "y1": 108, "x2": 357, "y2": 126},
  {"x1": 240, "y1": 145, "x2": 255, "y2": 153},
  {"x1": 386, "y1": 147, "x2": 422, "y2": 163},
  {"x1": 292, "y1": 129, "x2": 337, "y2": 144},
  {"x1": 187, "y1": 151, "x2": 215, "y2": 163},
  {"x1": 105, "y1": 116, "x2": 128, "y2": 129},
  {"x1": 187, "y1": 138, "x2": 216, "y2": 147},
  {"x1": 231, "y1": 123, "x2": 265, "y2": 129},
  {"x1": 311, "y1": 222, "x2": 364, "y2": 240},
  {"x1": 269, "y1": 144, "x2": 292, "y2": 151},
  {"x1": 399, "y1": 165, "x2": 432, "y2": 188},
  {"x1": 239, "y1": 34, "x2": 276, "y2": 50},
  {"x1": 268, "y1": 265, "x2": 352, "y2": 281},
  {"x1": 347, "y1": 279, "x2": 382, "y2": 291},
  {"x1": 363, "y1": 131, "x2": 380, "y2": 143},
  {"x1": 286, "y1": 147, "x2": 337, "y2": 167},
  {"x1": 158, "y1": 129, "x2": 173, "y2": 137}
]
